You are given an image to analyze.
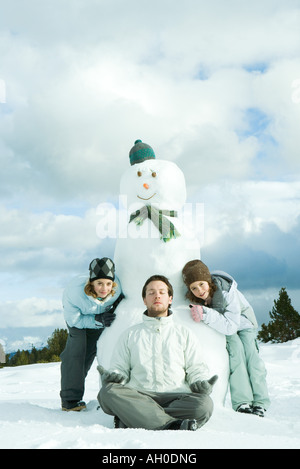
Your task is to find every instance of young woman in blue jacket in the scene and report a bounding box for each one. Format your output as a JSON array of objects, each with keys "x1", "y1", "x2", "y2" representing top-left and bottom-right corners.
[{"x1": 60, "y1": 257, "x2": 123, "y2": 411}]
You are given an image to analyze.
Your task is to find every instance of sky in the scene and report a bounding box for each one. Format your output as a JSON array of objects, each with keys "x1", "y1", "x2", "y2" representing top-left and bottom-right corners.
[{"x1": 1, "y1": 0, "x2": 300, "y2": 340}]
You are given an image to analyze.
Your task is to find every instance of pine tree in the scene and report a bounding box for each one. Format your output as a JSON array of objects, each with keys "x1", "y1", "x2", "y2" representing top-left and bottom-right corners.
[
  {"x1": 4, "y1": 328, "x2": 68, "y2": 366},
  {"x1": 47, "y1": 328, "x2": 68, "y2": 359},
  {"x1": 258, "y1": 288, "x2": 300, "y2": 343}
]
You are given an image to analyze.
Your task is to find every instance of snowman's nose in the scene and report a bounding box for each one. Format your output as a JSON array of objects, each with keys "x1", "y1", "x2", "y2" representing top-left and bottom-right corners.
[{"x1": 143, "y1": 183, "x2": 149, "y2": 190}]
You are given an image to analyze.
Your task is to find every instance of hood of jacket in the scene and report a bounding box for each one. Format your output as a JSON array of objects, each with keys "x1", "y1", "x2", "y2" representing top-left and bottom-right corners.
[
  {"x1": 210, "y1": 270, "x2": 237, "y2": 313},
  {"x1": 208, "y1": 271, "x2": 258, "y2": 330}
]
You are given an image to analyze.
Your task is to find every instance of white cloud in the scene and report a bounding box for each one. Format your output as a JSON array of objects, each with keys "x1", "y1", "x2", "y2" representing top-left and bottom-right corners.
[
  {"x1": 1, "y1": 0, "x2": 300, "y2": 327},
  {"x1": 0, "y1": 205, "x2": 100, "y2": 253},
  {"x1": 1, "y1": 1, "x2": 299, "y2": 205},
  {"x1": 194, "y1": 180, "x2": 300, "y2": 248},
  {"x1": 0, "y1": 78, "x2": 5, "y2": 103},
  {"x1": 0, "y1": 204, "x2": 116, "y2": 302},
  {"x1": 0, "y1": 297, "x2": 64, "y2": 328}
]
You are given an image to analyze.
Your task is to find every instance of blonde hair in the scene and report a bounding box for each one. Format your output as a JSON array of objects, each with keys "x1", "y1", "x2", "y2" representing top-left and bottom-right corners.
[{"x1": 84, "y1": 280, "x2": 117, "y2": 299}]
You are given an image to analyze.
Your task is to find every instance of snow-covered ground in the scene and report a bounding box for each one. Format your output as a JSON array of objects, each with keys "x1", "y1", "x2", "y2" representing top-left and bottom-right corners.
[{"x1": 0, "y1": 339, "x2": 299, "y2": 450}]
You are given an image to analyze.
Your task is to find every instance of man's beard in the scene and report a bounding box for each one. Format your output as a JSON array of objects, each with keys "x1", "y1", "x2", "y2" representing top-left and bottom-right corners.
[{"x1": 147, "y1": 304, "x2": 169, "y2": 317}]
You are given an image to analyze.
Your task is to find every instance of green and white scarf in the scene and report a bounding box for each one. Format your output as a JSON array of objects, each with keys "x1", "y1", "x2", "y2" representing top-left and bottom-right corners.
[{"x1": 129, "y1": 205, "x2": 180, "y2": 242}]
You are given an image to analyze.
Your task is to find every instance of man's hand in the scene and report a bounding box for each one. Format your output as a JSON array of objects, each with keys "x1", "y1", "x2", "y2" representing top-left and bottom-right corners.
[
  {"x1": 190, "y1": 375, "x2": 218, "y2": 394},
  {"x1": 97, "y1": 365, "x2": 125, "y2": 384}
]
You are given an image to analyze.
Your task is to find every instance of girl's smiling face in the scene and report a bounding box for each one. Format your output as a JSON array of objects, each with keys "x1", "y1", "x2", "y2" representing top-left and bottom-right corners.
[
  {"x1": 189, "y1": 280, "x2": 210, "y2": 301},
  {"x1": 92, "y1": 279, "x2": 113, "y2": 299}
]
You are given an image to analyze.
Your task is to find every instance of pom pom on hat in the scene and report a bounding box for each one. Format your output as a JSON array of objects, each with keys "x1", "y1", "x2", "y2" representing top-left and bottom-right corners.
[{"x1": 129, "y1": 139, "x2": 156, "y2": 166}]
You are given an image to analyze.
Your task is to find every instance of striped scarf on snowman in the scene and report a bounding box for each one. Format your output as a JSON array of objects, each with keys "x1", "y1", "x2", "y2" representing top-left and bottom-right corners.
[{"x1": 129, "y1": 205, "x2": 180, "y2": 243}]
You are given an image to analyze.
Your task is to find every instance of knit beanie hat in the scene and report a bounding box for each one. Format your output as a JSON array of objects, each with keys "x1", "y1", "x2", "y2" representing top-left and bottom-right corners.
[
  {"x1": 129, "y1": 139, "x2": 156, "y2": 166},
  {"x1": 182, "y1": 260, "x2": 212, "y2": 287},
  {"x1": 89, "y1": 257, "x2": 115, "y2": 282}
]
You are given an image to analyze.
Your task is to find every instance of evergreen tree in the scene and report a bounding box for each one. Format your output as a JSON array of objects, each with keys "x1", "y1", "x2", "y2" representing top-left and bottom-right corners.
[
  {"x1": 4, "y1": 328, "x2": 68, "y2": 367},
  {"x1": 258, "y1": 288, "x2": 300, "y2": 343},
  {"x1": 9, "y1": 349, "x2": 30, "y2": 366},
  {"x1": 47, "y1": 328, "x2": 68, "y2": 358},
  {"x1": 29, "y1": 346, "x2": 39, "y2": 364}
]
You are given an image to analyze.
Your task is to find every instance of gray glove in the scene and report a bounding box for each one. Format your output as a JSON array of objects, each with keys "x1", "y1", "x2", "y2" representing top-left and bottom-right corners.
[
  {"x1": 97, "y1": 365, "x2": 125, "y2": 385},
  {"x1": 190, "y1": 375, "x2": 218, "y2": 395}
]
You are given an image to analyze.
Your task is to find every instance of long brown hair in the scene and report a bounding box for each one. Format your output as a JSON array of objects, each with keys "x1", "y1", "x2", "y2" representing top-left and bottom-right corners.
[
  {"x1": 185, "y1": 281, "x2": 217, "y2": 304},
  {"x1": 84, "y1": 280, "x2": 117, "y2": 299}
]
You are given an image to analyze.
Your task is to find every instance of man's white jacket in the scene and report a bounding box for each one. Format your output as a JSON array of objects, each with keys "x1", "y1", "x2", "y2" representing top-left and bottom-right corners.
[{"x1": 109, "y1": 312, "x2": 210, "y2": 394}]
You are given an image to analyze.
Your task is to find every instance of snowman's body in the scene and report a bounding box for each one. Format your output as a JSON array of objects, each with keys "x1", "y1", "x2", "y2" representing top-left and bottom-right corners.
[{"x1": 97, "y1": 155, "x2": 229, "y2": 405}]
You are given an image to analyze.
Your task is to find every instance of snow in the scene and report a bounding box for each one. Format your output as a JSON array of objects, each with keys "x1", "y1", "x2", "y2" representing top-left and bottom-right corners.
[{"x1": 0, "y1": 338, "x2": 299, "y2": 449}]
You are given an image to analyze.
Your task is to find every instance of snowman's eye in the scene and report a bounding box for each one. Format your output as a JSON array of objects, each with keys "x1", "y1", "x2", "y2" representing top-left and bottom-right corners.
[
  {"x1": 152, "y1": 172, "x2": 157, "y2": 178},
  {"x1": 137, "y1": 171, "x2": 142, "y2": 177}
]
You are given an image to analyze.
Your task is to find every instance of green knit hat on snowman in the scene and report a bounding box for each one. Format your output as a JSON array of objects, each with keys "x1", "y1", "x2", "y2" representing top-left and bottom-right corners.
[{"x1": 129, "y1": 139, "x2": 156, "y2": 166}]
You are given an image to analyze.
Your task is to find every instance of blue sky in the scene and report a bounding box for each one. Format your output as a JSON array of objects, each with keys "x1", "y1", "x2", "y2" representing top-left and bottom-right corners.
[{"x1": 1, "y1": 0, "x2": 300, "y2": 345}]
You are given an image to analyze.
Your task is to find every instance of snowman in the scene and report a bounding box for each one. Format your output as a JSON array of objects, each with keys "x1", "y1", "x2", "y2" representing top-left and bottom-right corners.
[{"x1": 97, "y1": 140, "x2": 229, "y2": 405}]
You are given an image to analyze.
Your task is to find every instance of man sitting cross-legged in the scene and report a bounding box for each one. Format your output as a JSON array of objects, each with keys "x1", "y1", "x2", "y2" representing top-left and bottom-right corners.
[{"x1": 98, "y1": 274, "x2": 217, "y2": 431}]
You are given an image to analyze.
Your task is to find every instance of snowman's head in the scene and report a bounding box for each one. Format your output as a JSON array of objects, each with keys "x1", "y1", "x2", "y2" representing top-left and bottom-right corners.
[{"x1": 120, "y1": 158, "x2": 187, "y2": 211}]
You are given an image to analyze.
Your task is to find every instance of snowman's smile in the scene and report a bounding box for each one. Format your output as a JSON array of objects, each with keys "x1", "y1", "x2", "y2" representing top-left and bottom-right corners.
[{"x1": 137, "y1": 193, "x2": 156, "y2": 201}]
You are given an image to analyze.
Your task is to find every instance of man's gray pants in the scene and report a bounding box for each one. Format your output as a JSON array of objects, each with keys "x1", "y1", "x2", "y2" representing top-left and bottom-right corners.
[{"x1": 98, "y1": 383, "x2": 213, "y2": 430}]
